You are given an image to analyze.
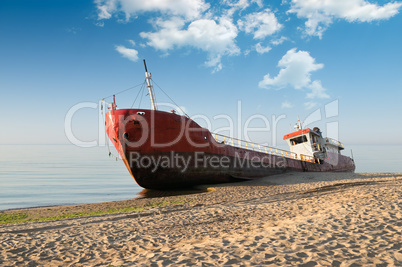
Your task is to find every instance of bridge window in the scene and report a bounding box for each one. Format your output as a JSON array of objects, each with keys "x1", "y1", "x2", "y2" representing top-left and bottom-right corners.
[{"x1": 290, "y1": 135, "x2": 308, "y2": 145}]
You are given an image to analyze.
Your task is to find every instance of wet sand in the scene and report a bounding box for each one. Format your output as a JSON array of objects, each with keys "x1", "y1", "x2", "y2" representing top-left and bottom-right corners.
[{"x1": 0, "y1": 172, "x2": 401, "y2": 266}]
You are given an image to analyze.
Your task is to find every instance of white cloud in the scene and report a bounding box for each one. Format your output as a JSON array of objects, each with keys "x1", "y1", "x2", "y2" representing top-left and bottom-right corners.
[
  {"x1": 252, "y1": 0, "x2": 263, "y2": 8},
  {"x1": 128, "y1": 39, "x2": 136, "y2": 46},
  {"x1": 221, "y1": 0, "x2": 264, "y2": 18},
  {"x1": 238, "y1": 9, "x2": 282, "y2": 39},
  {"x1": 271, "y1": 36, "x2": 288, "y2": 46},
  {"x1": 224, "y1": 0, "x2": 263, "y2": 9},
  {"x1": 94, "y1": 1, "x2": 282, "y2": 71},
  {"x1": 288, "y1": 0, "x2": 402, "y2": 38},
  {"x1": 282, "y1": 101, "x2": 293, "y2": 108},
  {"x1": 115, "y1": 45, "x2": 139, "y2": 62},
  {"x1": 140, "y1": 17, "x2": 240, "y2": 72},
  {"x1": 222, "y1": 0, "x2": 253, "y2": 11},
  {"x1": 95, "y1": 0, "x2": 209, "y2": 21},
  {"x1": 95, "y1": 21, "x2": 105, "y2": 27},
  {"x1": 304, "y1": 101, "x2": 317, "y2": 110},
  {"x1": 259, "y1": 48, "x2": 323, "y2": 89},
  {"x1": 258, "y1": 48, "x2": 329, "y2": 98},
  {"x1": 94, "y1": 0, "x2": 402, "y2": 72},
  {"x1": 255, "y1": 43, "x2": 271, "y2": 54},
  {"x1": 66, "y1": 27, "x2": 81, "y2": 34},
  {"x1": 307, "y1": 80, "x2": 329, "y2": 99},
  {"x1": 95, "y1": 0, "x2": 116, "y2": 19}
]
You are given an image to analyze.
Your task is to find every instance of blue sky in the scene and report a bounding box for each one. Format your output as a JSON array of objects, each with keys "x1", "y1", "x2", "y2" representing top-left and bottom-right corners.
[{"x1": 1, "y1": 0, "x2": 402, "y2": 146}]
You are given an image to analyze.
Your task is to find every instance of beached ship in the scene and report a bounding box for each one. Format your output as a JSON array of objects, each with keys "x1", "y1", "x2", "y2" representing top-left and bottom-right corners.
[{"x1": 105, "y1": 61, "x2": 355, "y2": 189}]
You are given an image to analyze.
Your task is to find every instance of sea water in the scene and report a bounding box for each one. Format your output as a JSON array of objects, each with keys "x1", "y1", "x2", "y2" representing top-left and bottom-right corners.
[
  {"x1": 0, "y1": 145, "x2": 141, "y2": 211},
  {"x1": 349, "y1": 144, "x2": 402, "y2": 173},
  {"x1": 0, "y1": 144, "x2": 401, "y2": 211}
]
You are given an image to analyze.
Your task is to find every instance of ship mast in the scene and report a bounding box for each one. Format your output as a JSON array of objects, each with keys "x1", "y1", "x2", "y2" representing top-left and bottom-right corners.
[{"x1": 143, "y1": 59, "x2": 157, "y2": 110}]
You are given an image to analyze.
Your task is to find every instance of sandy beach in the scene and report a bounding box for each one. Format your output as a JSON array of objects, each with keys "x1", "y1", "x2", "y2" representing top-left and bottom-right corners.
[{"x1": 0, "y1": 172, "x2": 401, "y2": 266}]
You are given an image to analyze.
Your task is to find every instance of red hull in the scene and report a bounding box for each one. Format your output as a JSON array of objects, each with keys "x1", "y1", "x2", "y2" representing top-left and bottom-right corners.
[{"x1": 106, "y1": 109, "x2": 355, "y2": 189}]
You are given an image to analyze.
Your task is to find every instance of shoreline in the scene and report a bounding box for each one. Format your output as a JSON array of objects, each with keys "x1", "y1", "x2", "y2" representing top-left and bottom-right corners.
[
  {"x1": 0, "y1": 187, "x2": 208, "y2": 213},
  {"x1": 1, "y1": 172, "x2": 398, "y2": 214},
  {"x1": 0, "y1": 172, "x2": 400, "y2": 224},
  {"x1": 1, "y1": 172, "x2": 401, "y2": 266}
]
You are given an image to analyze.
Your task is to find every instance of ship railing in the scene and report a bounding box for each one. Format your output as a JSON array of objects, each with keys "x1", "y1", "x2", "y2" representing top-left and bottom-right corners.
[
  {"x1": 325, "y1": 137, "x2": 344, "y2": 148},
  {"x1": 212, "y1": 133, "x2": 299, "y2": 159},
  {"x1": 212, "y1": 133, "x2": 318, "y2": 163}
]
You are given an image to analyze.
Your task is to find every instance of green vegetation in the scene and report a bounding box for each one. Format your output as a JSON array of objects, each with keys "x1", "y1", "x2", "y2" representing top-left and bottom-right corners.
[
  {"x1": 0, "y1": 199, "x2": 187, "y2": 225},
  {"x1": 0, "y1": 212, "x2": 28, "y2": 224}
]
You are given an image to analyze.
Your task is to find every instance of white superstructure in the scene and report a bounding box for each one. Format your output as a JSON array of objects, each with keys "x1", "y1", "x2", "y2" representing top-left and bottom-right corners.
[{"x1": 283, "y1": 125, "x2": 344, "y2": 163}]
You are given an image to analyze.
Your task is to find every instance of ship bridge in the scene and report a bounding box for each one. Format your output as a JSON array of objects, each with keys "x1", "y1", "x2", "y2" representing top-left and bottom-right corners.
[{"x1": 283, "y1": 126, "x2": 344, "y2": 162}]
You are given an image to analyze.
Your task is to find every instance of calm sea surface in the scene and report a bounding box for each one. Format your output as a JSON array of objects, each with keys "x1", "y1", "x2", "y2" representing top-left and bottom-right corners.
[
  {"x1": 0, "y1": 144, "x2": 401, "y2": 211},
  {"x1": 0, "y1": 145, "x2": 142, "y2": 211}
]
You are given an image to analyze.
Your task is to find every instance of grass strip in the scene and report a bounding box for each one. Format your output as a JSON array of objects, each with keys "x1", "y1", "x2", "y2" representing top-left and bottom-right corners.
[
  {"x1": 0, "y1": 200, "x2": 187, "y2": 225},
  {"x1": 0, "y1": 213, "x2": 28, "y2": 224}
]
